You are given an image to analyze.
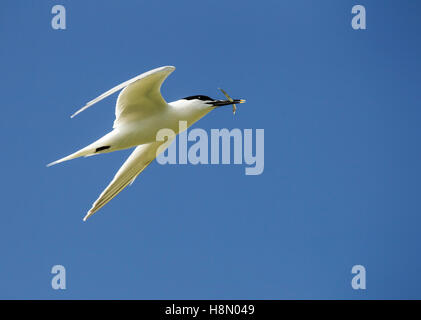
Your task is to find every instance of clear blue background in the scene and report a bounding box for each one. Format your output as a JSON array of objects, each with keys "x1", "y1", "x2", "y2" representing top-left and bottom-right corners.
[{"x1": 1, "y1": 0, "x2": 420, "y2": 299}]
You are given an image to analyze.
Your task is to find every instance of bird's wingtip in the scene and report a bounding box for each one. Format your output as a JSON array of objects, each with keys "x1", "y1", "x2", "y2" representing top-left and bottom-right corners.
[
  {"x1": 83, "y1": 209, "x2": 95, "y2": 222},
  {"x1": 161, "y1": 65, "x2": 176, "y2": 72},
  {"x1": 46, "y1": 161, "x2": 56, "y2": 167},
  {"x1": 70, "y1": 110, "x2": 81, "y2": 118}
]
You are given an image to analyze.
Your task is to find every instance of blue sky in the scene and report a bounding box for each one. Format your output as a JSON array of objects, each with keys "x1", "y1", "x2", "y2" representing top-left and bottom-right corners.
[{"x1": 1, "y1": 0, "x2": 421, "y2": 299}]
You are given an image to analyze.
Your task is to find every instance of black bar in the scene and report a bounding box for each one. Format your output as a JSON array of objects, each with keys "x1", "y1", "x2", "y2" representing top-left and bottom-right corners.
[{"x1": 1, "y1": 300, "x2": 419, "y2": 318}]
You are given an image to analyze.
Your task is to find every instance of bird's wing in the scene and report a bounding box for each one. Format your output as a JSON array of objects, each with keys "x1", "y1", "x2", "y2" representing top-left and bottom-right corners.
[
  {"x1": 83, "y1": 137, "x2": 174, "y2": 221},
  {"x1": 71, "y1": 66, "x2": 175, "y2": 127}
]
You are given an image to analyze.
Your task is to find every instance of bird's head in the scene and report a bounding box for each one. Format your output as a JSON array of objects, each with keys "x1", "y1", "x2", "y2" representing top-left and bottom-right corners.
[{"x1": 181, "y1": 95, "x2": 246, "y2": 112}]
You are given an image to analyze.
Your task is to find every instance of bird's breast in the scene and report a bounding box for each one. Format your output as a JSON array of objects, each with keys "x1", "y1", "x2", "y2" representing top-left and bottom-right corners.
[{"x1": 120, "y1": 107, "x2": 212, "y2": 147}]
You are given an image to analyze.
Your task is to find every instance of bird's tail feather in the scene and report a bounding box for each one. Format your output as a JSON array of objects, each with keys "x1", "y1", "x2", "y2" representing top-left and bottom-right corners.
[{"x1": 47, "y1": 146, "x2": 94, "y2": 167}]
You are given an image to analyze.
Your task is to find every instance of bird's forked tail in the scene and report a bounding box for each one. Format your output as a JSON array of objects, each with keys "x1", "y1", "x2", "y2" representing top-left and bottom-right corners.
[{"x1": 46, "y1": 146, "x2": 95, "y2": 167}]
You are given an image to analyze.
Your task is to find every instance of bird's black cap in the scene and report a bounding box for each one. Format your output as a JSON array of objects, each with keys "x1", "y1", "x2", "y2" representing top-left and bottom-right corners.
[{"x1": 183, "y1": 95, "x2": 213, "y2": 101}]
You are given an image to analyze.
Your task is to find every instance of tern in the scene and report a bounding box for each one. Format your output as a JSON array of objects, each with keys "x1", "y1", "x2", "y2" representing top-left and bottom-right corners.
[{"x1": 48, "y1": 66, "x2": 245, "y2": 221}]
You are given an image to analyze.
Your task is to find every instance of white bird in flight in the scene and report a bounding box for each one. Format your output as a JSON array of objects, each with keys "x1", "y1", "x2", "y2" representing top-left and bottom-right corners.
[{"x1": 48, "y1": 66, "x2": 245, "y2": 221}]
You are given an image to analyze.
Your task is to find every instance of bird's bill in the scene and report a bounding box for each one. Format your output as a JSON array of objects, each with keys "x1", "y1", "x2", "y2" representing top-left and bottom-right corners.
[{"x1": 210, "y1": 99, "x2": 246, "y2": 107}]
